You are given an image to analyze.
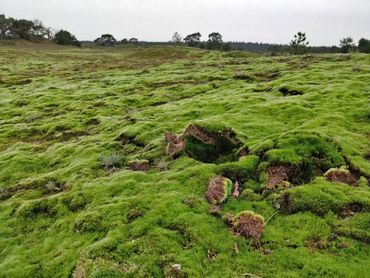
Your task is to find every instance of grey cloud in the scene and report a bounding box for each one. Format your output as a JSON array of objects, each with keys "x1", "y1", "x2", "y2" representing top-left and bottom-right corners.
[{"x1": 1, "y1": 0, "x2": 369, "y2": 45}]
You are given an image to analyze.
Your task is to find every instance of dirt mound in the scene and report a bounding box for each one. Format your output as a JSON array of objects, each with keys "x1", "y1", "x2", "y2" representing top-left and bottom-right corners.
[
  {"x1": 232, "y1": 211, "x2": 265, "y2": 240},
  {"x1": 205, "y1": 176, "x2": 232, "y2": 205},
  {"x1": 166, "y1": 123, "x2": 241, "y2": 163},
  {"x1": 324, "y1": 167, "x2": 357, "y2": 185}
]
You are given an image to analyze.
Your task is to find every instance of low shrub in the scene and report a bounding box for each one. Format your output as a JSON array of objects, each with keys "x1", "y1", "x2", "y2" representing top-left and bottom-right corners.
[{"x1": 99, "y1": 153, "x2": 125, "y2": 170}]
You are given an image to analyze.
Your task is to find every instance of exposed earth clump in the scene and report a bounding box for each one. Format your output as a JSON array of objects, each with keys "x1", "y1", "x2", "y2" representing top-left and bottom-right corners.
[
  {"x1": 231, "y1": 211, "x2": 265, "y2": 240},
  {"x1": 324, "y1": 166, "x2": 358, "y2": 185},
  {"x1": 205, "y1": 176, "x2": 232, "y2": 205}
]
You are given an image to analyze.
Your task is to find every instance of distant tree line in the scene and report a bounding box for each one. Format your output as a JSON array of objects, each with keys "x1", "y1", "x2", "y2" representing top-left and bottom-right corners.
[
  {"x1": 1, "y1": 14, "x2": 370, "y2": 54},
  {"x1": 173, "y1": 32, "x2": 231, "y2": 50},
  {"x1": 171, "y1": 31, "x2": 370, "y2": 54},
  {"x1": 92, "y1": 34, "x2": 139, "y2": 46}
]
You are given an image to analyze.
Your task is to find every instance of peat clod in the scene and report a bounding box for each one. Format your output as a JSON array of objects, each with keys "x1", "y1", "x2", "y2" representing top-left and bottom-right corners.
[
  {"x1": 232, "y1": 211, "x2": 265, "y2": 240},
  {"x1": 166, "y1": 123, "x2": 241, "y2": 163},
  {"x1": 205, "y1": 176, "x2": 232, "y2": 205},
  {"x1": 232, "y1": 181, "x2": 240, "y2": 198},
  {"x1": 324, "y1": 166, "x2": 358, "y2": 185},
  {"x1": 306, "y1": 236, "x2": 327, "y2": 250}
]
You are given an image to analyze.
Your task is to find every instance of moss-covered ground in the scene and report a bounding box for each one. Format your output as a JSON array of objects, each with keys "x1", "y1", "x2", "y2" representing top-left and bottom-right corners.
[{"x1": 0, "y1": 41, "x2": 369, "y2": 277}]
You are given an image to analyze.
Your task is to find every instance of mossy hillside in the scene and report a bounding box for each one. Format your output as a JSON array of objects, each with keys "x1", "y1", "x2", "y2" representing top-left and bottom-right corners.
[{"x1": 0, "y1": 43, "x2": 369, "y2": 277}]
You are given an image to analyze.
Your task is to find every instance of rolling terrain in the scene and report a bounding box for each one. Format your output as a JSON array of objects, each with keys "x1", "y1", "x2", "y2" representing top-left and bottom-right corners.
[{"x1": 0, "y1": 41, "x2": 369, "y2": 277}]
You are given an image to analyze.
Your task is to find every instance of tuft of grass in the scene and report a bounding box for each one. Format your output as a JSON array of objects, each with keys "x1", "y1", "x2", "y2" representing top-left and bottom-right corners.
[{"x1": 99, "y1": 153, "x2": 125, "y2": 170}]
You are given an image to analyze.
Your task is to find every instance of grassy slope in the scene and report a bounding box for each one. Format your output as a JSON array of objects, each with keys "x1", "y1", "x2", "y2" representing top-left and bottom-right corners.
[{"x1": 0, "y1": 42, "x2": 369, "y2": 277}]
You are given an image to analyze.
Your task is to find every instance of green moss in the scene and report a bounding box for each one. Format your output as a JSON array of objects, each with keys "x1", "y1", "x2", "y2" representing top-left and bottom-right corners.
[
  {"x1": 243, "y1": 180, "x2": 263, "y2": 193},
  {"x1": 265, "y1": 148, "x2": 302, "y2": 165},
  {"x1": 62, "y1": 192, "x2": 88, "y2": 212},
  {"x1": 240, "y1": 189, "x2": 261, "y2": 201},
  {"x1": 74, "y1": 211, "x2": 106, "y2": 233},
  {"x1": 17, "y1": 197, "x2": 59, "y2": 218},
  {"x1": 334, "y1": 212, "x2": 370, "y2": 243},
  {"x1": 217, "y1": 155, "x2": 260, "y2": 182},
  {"x1": 91, "y1": 266, "x2": 124, "y2": 278},
  {"x1": 0, "y1": 44, "x2": 369, "y2": 277},
  {"x1": 192, "y1": 120, "x2": 233, "y2": 135},
  {"x1": 277, "y1": 178, "x2": 370, "y2": 215},
  {"x1": 251, "y1": 139, "x2": 275, "y2": 155},
  {"x1": 184, "y1": 134, "x2": 238, "y2": 163}
]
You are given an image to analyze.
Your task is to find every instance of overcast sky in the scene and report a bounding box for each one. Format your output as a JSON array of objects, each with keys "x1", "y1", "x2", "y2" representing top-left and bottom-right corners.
[{"x1": 1, "y1": 0, "x2": 369, "y2": 45}]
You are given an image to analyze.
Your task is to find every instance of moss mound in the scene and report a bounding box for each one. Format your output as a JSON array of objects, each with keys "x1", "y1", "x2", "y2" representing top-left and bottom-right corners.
[
  {"x1": 276, "y1": 179, "x2": 370, "y2": 216},
  {"x1": 217, "y1": 155, "x2": 260, "y2": 183},
  {"x1": 334, "y1": 212, "x2": 370, "y2": 243},
  {"x1": 264, "y1": 135, "x2": 345, "y2": 185}
]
